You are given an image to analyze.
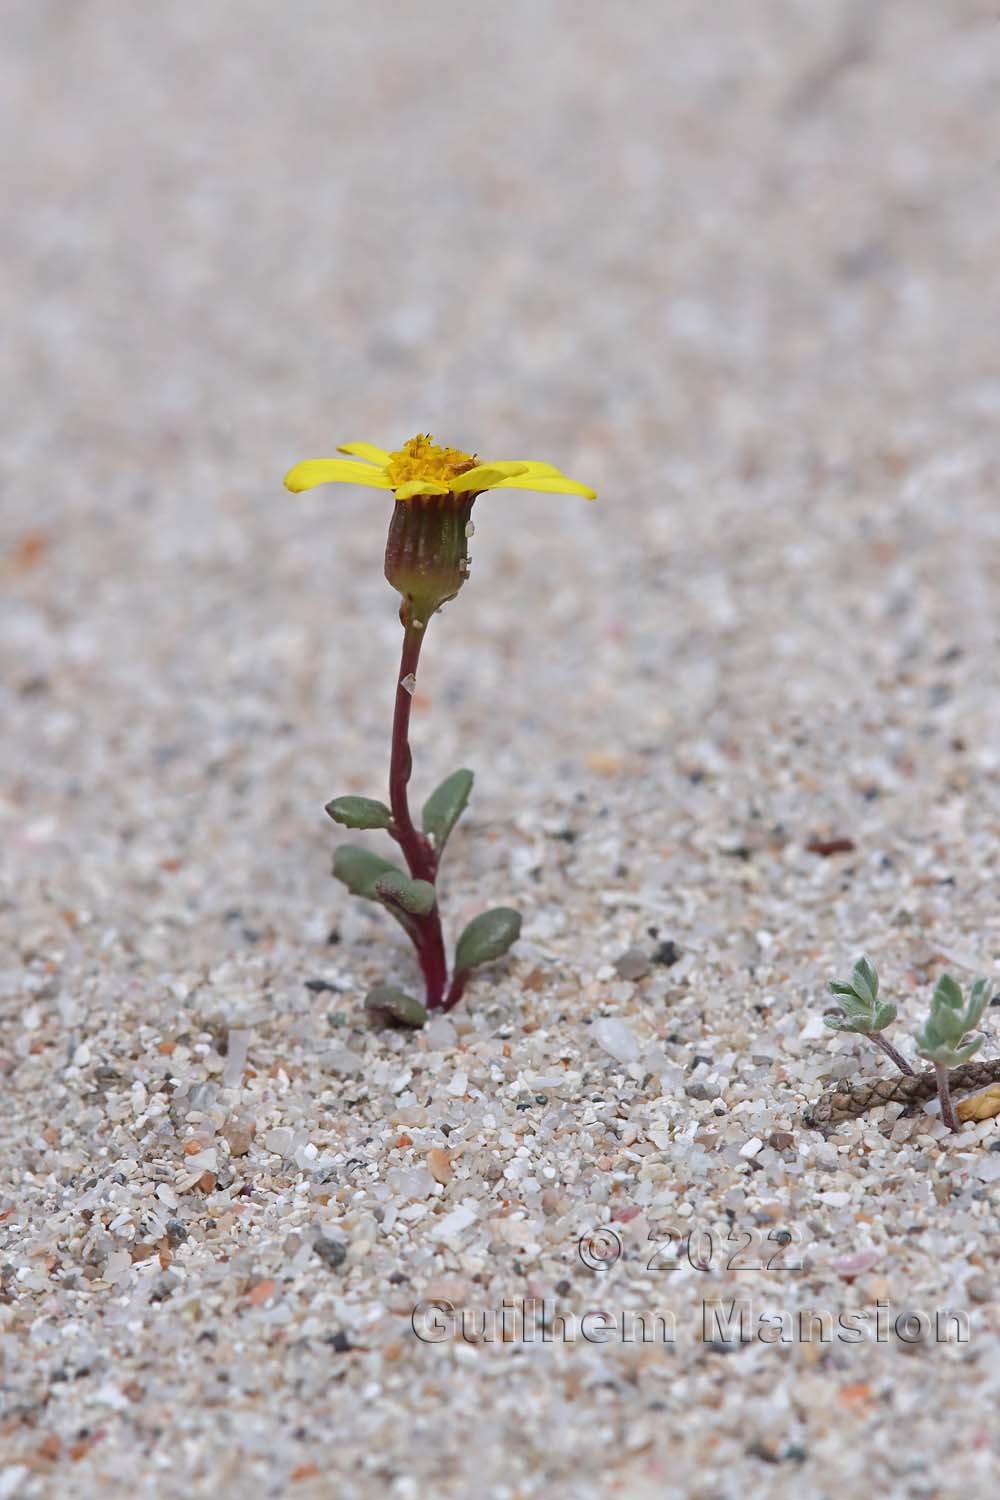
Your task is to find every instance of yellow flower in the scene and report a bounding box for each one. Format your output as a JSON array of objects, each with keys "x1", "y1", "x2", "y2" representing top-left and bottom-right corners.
[{"x1": 284, "y1": 434, "x2": 596, "y2": 502}]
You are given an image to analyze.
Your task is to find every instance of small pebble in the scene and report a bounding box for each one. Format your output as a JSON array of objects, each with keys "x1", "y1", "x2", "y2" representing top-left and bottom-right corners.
[
  {"x1": 314, "y1": 1236, "x2": 348, "y2": 1271},
  {"x1": 613, "y1": 946, "x2": 651, "y2": 982},
  {"x1": 592, "y1": 1018, "x2": 641, "y2": 1065},
  {"x1": 426, "y1": 1148, "x2": 453, "y2": 1185},
  {"x1": 223, "y1": 1118, "x2": 255, "y2": 1157}
]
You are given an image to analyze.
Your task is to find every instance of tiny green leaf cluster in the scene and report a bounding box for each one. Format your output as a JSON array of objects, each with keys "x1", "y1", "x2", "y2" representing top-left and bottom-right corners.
[
  {"x1": 913, "y1": 975, "x2": 993, "y2": 1069},
  {"x1": 820, "y1": 956, "x2": 995, "y2": 1131},
  {"x1": 825, "y1": 957, "x2": 897, "y2": 1035}
]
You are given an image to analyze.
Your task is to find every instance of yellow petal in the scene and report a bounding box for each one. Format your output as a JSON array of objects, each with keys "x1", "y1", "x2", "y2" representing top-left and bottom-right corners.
[
  {"x1": 337, "y1": 442, "x2": 392, "y2": 466},
  {"x1": 393, "y1": 478, "x2": 452, "y2": 499},
  {"x1": 449, "y1": 463, "x2": 530, "y2": 494},
  {"x1": 284, "y1": 459, "x2": 392, "y2": 493},
  {"x1": 490, "y1": 472, "x2": 597, "y2": 499},
  {"x1": 467, "y1": 461, "x2": 534, "y2": 477}
]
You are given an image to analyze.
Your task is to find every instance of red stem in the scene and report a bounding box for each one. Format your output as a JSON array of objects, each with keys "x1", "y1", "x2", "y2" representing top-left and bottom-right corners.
[
  {"x1": 389, "y1": 615, "x2": 448, "y2": 1009},
  {"x1": 442, "y1": 969, "x2": 469, "y2": 1013}
]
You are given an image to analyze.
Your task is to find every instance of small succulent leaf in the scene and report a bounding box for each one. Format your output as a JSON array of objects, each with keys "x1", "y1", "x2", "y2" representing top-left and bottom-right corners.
[
  {"x1": 913, "y1": 1021, "x2": 937, "y2": 1056},
  {"x1": 931, "y1": 1002, "x2": 967, "y2": 1048},
  {"x1": 922, "y1": 1043, "x2": 972, "y2": 1069},
  {"x1": 823, "y1": 1013, "x2": 849, "y2": 1031},
  {"x1": 421, "y1": 769, "x2": 474, "y2": 851},
  {"x1": 378, "y1": 903, "x2": 421, "y2": 944},
  {"x1": 828, "y1": 981, "x2": 860, "y2": 999},
  {"x1": 915, "y1": 1016, "x2": 983, "y2": 1065},
  {"x1": 372, "y1": 871, "x2": 437, "y2": 915},
  {"x1": 325, "y1": 795, "x2": 393, "y2": 830},
  {"x1": 364, "y1": 986, "x2": 427, "y2": 1029},
  {"x1": 852, "y1": 957, "x2": 879, "y2": 1004},
  {"x1": 933, "y1": 973, "x2": 964, "y2": 1011},
  {"x1": 333, "y1": 846, "x2": 405, "y2": 900},
  {"x1": 454, "y1": 907, "x2": 522, "y2": 974},
  {"x1": 966, "y1": 979, "x2": 993, "y2": 1029}
]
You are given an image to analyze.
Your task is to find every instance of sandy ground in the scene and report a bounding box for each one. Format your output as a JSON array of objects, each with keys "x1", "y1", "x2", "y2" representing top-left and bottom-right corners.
[{"x1": 3, "y1": 2, "x2": 1000, "y2": 1496}]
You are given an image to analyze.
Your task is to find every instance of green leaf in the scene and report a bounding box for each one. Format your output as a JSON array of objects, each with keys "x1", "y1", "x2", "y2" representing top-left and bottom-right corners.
[
  {"x1": 874, "y1": 1002, "x2": 898, "y2": 1031},
  {"x1": 933, "y1": 973, "x2": 964, "y2": 1011},
  {"x1": 454, "y1": 907, "x2": 522, "y2": 974},
  {"x1": 967, "y1": 978, "x2": 993, "y2": 1028},
  {"x1": 422, "y1": 769, "x2": 474, "y2": 852},
  {"x1": 823, "y1": 1013, "x2": 849, "y2": 1031},
  {"x1": 914, "y1": 1015, "x2": 943, "y2": 1052},
  {"x1": 828, "y1": 981, "x2": 860, "y2": 999},
  {"x1": 917, "y1": 1031, "x2": 983, "y2": 1068},
  {"x1": 325, "y1": 795, "x2": 393, "y2": 831},
  {"x1": 364, "y1": 986, "x2": 427, "y2": 1029},
  {"x1": 930, "y1": 1003, "x2": 968, "y2": 1048},
  {"x1": 332, "y1": 846, "x2": 405, "y2": 900},
  {"x1": 850, "y1": 957, "x2": 878, "y2": 1006},
  {"x1": 373, "y1": 871, "x2": 437, "y2": 915}
]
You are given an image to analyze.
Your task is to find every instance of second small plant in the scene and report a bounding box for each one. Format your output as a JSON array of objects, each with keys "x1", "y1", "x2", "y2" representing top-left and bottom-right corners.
[{"x1": 824, "y1": 958, "x2": 993, "y2": 1132}]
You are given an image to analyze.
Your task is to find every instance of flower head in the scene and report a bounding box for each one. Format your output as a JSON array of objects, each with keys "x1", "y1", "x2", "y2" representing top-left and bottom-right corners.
[{"x1": 284, "y1": 434, "x2": 596, "y2": 502}]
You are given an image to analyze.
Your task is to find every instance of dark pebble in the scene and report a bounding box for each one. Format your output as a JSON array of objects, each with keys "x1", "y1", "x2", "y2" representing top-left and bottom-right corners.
[
  {"x1": 150, "y1": 1271, "x2": 179, "y2": 1303},
  {"x1": 314, "y1": 1235, "x2": 348, "y2": 1270}
]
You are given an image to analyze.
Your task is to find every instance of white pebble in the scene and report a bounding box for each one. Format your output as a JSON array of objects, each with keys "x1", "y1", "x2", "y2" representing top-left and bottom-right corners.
[
  {"x1": 432, "y1": 1203, "x2": 477, "y2": 1242},
  {"x1": 592, "y1": 1017, "x2": 641, "y2": 1064}
]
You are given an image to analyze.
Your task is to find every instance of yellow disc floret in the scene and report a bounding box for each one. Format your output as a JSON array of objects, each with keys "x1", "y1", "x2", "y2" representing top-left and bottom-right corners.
[{"x1": 384, "y1": 435, "x2": 479, "y2": 490}]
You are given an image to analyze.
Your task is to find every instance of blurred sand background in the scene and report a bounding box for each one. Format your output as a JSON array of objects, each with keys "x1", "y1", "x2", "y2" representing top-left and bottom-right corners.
[{"x1": 3, "y1": 3, "x2": 1000, "y2": 1497}]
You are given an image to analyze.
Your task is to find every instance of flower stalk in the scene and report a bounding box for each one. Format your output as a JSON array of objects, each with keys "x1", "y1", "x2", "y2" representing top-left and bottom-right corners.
[{"x1": 387, "y1": 614, "x2": 448, "y2": 1009}]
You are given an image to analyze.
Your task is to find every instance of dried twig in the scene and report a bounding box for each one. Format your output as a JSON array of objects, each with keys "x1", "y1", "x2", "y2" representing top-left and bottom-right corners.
[{"x1": 807, "y1": 1059, "x2": 1000, "y2": 1133}]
